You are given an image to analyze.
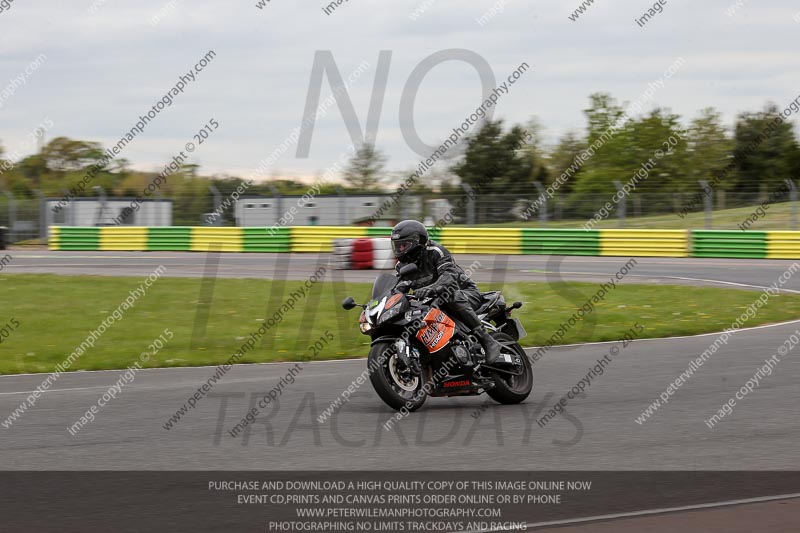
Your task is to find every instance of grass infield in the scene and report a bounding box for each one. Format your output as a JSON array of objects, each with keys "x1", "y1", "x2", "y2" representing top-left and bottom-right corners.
[
  {"x1": 485, "y1": 201, "x2": 798, "y2": 230},
  {"x1": 2, "y1": 274, "x2": 800, "y2": 374}
]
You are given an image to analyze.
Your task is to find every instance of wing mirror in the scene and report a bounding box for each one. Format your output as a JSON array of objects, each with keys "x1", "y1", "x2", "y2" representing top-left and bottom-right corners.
[
  {"x1": 398, "y1": 263, "x2": 418, "y2": 277},
  {"x1": 341, "y1": 297, "x2": 357, "y2": 310}
]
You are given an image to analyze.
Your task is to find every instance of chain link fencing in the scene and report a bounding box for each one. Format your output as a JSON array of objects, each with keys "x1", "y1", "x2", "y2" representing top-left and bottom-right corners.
[{"x1": 1, "y1": 183, "x2": 797, "y2": 246}]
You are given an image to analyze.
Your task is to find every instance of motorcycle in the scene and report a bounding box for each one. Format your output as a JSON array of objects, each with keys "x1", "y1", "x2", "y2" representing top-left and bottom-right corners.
[{"x1": 341, "y1": 263, "x2": 533, "y2": 412}]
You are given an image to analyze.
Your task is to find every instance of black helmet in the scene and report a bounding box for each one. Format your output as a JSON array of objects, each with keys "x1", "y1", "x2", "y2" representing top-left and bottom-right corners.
[{"x1": 391, "y1": 220, "x2": 428, "y2": 262}]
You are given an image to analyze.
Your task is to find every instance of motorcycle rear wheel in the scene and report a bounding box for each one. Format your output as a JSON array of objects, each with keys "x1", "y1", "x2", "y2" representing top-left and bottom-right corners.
[{"x1": 485, "y1": 332, "x2": 533, "y2": 404}]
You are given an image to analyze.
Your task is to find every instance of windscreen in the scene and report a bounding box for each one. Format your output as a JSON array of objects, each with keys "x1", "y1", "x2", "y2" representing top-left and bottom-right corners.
[{"x1": 371, "y1": 273, "x2": 397, "y2": 299}]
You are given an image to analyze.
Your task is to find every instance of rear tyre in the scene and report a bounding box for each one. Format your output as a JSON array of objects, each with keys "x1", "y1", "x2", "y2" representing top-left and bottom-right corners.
[
  {"x1": 368, "y1": 341, "x2": 427, "y2": 412},
  {"x1": 486, "y1": 332, "x2": 533, "y2": 404}
]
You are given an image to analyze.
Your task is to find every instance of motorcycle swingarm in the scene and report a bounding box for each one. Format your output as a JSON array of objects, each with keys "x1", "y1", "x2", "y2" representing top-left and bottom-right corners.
[{"x1": 481, "y1": 352, "x2": 525, "y2": 375}]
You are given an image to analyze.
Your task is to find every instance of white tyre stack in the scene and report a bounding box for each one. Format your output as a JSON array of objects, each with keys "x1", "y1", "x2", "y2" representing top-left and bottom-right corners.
[
  {"x1": 332, "y1": 238, "x2": 354, "y2": 270},
  {"x1": 371, "y1": 238, "x2": 396, "y2": 270}
]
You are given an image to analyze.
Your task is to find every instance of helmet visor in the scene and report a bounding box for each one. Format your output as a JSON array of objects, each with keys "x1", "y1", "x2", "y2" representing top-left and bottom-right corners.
[{"x1": 392, "y1": 238, "x2": 415, "y2": 257}]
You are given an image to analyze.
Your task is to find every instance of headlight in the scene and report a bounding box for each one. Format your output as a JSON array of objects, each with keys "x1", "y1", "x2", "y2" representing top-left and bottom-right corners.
[{"x1": 359, "y1": 322, "x2": 372, "y2": 334}]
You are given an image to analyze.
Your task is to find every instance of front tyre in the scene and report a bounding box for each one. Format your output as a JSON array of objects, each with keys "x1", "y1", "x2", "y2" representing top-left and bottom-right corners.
[
  {"x1": 368, "y1": 341, "x2": 427, "y2": 412},
  {"x1": 486, "y1": 332, "x2": 533, "y2": 404}
]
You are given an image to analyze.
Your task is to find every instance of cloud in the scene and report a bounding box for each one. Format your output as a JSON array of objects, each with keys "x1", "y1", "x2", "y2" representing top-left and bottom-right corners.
[{"x1": 0, "y1": 0, "x2": 797, "y2": 180}]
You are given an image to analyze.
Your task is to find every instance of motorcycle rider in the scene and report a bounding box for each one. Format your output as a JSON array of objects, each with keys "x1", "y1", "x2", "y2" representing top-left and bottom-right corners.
[{"x1": 390, "y1": 219, "x2": 503, "y2": 366}]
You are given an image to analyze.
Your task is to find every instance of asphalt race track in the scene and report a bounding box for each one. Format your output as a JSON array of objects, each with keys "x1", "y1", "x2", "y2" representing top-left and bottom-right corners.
[
  {"x1": 3, "y1": 251, "x2": 800, "y2": 528},
  {"x1": 7, "y1": 251, "x2": 800, "y2": 292},
  {"x1": 2, "y1": 251, "x2": 800, "y2": 470},
  {"x1": 1, "y1": 314, "x2": 800, "y2": 470}
]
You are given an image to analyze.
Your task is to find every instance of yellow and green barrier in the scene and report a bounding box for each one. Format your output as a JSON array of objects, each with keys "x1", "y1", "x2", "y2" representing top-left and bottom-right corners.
[
  {"x1": 290, "y1": 226, "x2": 369, "y2": 252},
  {"x1": 47, "y1": 226, "x2": 800, "y2": 259},
  {"x1": 440, "y1": 228, "x2": 522, "y2": 254},
  {"x1": 600, "y1": 229, "x2": 689, "y2": 258},
  {"x1": 50, "y1": 226, "x2": 290, "y2": 253},
  {"x1": 244, "y1": 227, "x2": 291, "y2": 252},
  {"x1": 99, "y1": 227, "x2": 148, "y2": 251},
  {"x1": 190, "y1": 227, "x2": 243, "y2": 252},
  {"x1": 766, "y1": 231, "x2": 800, "y2": 259},
  {"x1": 522, "y1": 228, "x2": 600, "y2": 255},
  {"x1": 149, "y1": 227, "x2": 192, "y2": 251},
  {"x1": 692, "y1": 230, "x2": 767, "y2": 258},
  {"x1": 520, "y1": 229, "x2": 687, "y2": 258},
  {"x1": 50, "y1": 227, "x2": 100, "y2": 251}
]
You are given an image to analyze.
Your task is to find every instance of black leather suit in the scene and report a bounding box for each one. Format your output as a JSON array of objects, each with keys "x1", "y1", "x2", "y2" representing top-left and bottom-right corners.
[{"x1": 396, "y1": 240, "x2": 483, "y2": 329}]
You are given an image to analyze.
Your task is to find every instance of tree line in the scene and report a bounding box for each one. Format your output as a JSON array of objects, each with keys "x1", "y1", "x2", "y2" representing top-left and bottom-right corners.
[{"x1": 1, "y1": 92, "x2": 798, "y2": 224}]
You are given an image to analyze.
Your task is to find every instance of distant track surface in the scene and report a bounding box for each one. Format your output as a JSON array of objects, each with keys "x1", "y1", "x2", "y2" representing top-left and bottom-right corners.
[{"x1": 7, "y1": 251, "x2": 800, "y2": 291}]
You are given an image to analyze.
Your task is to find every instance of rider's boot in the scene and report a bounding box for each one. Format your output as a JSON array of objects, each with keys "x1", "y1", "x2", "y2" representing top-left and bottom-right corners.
[
  {"x1": 471, "y1": 325, "x2": 503, "y2": 366},
  {"x1": 446, "y1": 297, "x2": 504, "y2": 367}
]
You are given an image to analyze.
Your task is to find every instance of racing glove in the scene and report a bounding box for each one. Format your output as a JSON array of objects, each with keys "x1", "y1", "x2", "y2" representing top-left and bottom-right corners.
[
  {"x1": 413, "y1": 286, "x2": 438, "y2": 299},
  {"x1": 396, "y1": 280, "x2": 413, "y2": 293}
]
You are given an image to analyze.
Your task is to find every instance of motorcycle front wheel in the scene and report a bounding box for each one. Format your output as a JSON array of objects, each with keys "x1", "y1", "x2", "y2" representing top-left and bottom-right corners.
[{"x1": 368, "y1": 341, "x2": 428, "y2": 412}]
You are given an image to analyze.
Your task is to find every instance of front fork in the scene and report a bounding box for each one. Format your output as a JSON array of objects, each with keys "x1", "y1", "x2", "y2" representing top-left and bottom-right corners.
[{"x1": 394, "y1": 338, "x2": 422, "y2": 376}]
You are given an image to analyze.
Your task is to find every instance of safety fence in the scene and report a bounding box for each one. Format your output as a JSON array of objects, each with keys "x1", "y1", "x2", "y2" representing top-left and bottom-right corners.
[{"x1": 48, "y1": 227, "x2": 800, "y2": 259}]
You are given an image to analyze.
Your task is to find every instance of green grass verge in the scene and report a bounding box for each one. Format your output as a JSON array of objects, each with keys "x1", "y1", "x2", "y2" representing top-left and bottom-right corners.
[
  {"x1": 483, "y1": 200, "x2": 799, "y2": 230},
  {"x1": 2, "y1": 274, "x2": 799, "y2": 375}
]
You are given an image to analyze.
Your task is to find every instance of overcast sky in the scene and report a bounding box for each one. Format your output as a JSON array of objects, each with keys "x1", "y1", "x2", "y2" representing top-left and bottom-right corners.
[{"x1": 0, "y1": 0, "x2": 798, "y2": 183}]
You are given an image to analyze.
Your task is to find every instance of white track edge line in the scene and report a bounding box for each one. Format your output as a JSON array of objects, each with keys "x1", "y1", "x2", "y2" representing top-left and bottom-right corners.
[{"x1": 0, "y1": 386, "x2": 106, "y2": 396}]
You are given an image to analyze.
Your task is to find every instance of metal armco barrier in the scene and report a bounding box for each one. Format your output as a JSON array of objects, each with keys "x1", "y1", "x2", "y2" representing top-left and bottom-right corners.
[{"x1": 47, "y1": 226, "x2": 800, "y2": 259}]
